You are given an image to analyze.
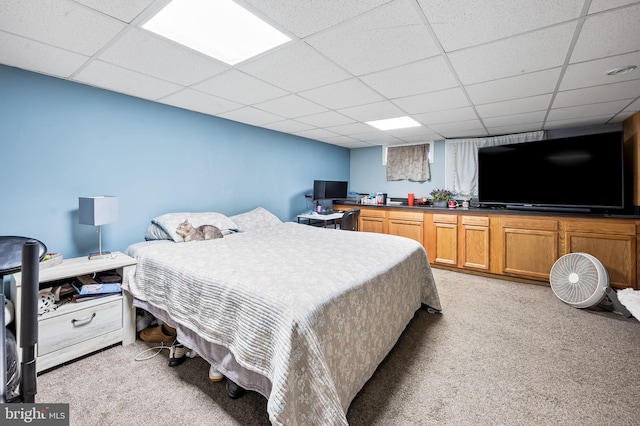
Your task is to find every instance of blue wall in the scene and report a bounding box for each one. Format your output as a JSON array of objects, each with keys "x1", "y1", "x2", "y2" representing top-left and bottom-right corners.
[
  {"x1": 350, "y1": 143, "x2": 446, "y2": 201},
  {"x1": 0, "y1": 65, "x2": 349, "y2": 259}
]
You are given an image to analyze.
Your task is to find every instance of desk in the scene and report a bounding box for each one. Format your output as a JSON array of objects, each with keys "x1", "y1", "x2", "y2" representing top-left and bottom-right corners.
[{"x1": 297, "y1": 212, "x2": 344, "y2": 228}]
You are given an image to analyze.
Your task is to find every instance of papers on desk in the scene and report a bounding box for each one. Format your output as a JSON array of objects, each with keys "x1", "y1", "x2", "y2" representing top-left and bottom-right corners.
[{"x1": 298, "y1": 212, "x2": 343, "y2": 220}]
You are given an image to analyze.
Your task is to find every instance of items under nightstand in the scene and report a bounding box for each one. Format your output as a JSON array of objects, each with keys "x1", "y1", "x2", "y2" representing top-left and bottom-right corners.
[{"x1": 9, "y1": 252, "x2": 137, "y2": 372}]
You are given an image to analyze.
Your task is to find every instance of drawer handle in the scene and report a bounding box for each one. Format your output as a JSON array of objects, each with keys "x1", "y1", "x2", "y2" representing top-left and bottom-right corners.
[{"x1": 71, "y1": 312, "x2": 96, "y2": 326}]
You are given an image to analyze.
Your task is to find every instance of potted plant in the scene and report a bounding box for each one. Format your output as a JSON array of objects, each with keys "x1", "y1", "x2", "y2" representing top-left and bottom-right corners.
[{"x1": 430, "y1": 188, "x2": 454, "y2": 208}]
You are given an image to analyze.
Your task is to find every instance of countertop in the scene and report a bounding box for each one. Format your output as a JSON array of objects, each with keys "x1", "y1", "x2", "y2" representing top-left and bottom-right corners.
[{"x1": 334, "y1": 200, "x2": 640, "y2": 220}]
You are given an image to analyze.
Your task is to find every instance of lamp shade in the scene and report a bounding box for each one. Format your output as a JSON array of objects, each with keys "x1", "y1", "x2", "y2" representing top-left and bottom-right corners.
[{"x1": 79, "y1": 196, "x2": 119, "y2": 226}]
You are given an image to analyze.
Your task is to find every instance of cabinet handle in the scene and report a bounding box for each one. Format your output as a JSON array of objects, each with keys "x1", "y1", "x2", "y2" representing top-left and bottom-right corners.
[{"x1": 71, "y1": 312, "x2": 96, "y2": 326}]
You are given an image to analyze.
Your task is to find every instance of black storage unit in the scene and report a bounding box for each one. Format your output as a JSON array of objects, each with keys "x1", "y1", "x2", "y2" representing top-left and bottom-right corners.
[{"x1": 1, "y1": 236, "x2": 46, "y2": 403}]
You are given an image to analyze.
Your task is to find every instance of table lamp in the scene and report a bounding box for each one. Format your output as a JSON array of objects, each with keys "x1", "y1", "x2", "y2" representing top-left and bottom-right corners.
[{"x1": 79, "y1": 196, "x2": 118, "y2": 260}]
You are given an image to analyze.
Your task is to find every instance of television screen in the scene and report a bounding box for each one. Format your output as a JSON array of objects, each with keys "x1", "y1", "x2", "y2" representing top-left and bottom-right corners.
[
  {"x1": 477, "y1": 131, "x2": 626, "y2": 212},
  {"x1": 313, "y1": 180, "x2": 348, "y2": 200}
]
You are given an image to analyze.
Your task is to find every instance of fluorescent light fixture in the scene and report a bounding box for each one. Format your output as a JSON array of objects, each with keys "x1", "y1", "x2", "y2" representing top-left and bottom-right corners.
[
  {"x1": 366, "y1": 116, "x2": 422, "y2": 131},
  {"x1": 142, "y1": 0, "x2": 291, "y2": 65}
]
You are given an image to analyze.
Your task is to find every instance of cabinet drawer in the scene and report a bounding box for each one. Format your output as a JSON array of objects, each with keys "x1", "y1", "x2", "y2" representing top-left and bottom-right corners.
[
  {"x1": 360, "y1": 208, "x2": 386, "y2": 218},
  {"x1": 462, "y1": 215, "x2": 489, "y2": 226},
  {"x1": 38, "y1": 298, "x2": 122, "y2": 356},
  {"x1": 433, "y1": 214, "x2": 458, "y2": 224},
  {"x1": 387, "y1": 210, "x2": 423, "y2": 222}
]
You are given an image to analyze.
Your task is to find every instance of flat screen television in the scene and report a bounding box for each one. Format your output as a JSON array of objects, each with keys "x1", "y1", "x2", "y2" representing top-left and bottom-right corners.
[
  {"x1": 313, "y1": 180, "x2": 348, "y2": 201},
  {"x1": 477, "y1": 131, "x2": 627, "y2": 213}
]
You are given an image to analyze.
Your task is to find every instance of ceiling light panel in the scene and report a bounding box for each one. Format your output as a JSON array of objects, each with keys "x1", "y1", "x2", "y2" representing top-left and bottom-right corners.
[
  {"x1": 142, "y1": 0, "x2": 291, "y2": 65},
  {"x1": 366, "y1": 116, "x2": 422, "y2": 131}
]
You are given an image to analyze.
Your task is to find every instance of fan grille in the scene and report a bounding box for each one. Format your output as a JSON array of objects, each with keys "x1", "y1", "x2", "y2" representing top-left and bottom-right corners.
[{"x1": 550, "y1": 253, "x2": 603, "y2": 306}]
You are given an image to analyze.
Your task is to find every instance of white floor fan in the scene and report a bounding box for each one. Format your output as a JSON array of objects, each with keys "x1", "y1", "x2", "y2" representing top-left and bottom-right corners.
[{"x1": 550, "y1": 253, "x2": 631, "y2": 317}]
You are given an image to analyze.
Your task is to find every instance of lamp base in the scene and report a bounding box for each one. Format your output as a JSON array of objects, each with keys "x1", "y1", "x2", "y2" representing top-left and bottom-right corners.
[{"x1": 88, "y1": 251, "x2": 112, "y2": 260}]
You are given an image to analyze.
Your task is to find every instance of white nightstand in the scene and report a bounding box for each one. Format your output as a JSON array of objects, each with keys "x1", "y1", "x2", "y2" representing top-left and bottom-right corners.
[{"x1": 8, "y1": 252, "x2": 137, "y2": 372}]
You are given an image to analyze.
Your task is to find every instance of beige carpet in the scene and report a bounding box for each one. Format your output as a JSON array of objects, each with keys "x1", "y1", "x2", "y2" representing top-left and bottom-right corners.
[{"x1": 36, "y1": 269, "x2": 640, "y2": 425}]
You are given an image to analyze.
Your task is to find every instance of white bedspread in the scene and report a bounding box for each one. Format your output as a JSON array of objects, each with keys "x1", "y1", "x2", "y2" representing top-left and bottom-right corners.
[{"x1": 125, "y1": 222, "x2": 440, "y2": 425}]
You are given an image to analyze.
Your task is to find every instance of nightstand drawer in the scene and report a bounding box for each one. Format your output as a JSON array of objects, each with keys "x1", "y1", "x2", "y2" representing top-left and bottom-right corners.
[{"x1": 38, "y1": 298, "x2": 122, "y2": 356}]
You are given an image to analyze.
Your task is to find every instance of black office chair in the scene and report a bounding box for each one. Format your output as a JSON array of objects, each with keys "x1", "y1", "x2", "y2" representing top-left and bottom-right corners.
[{"x1": 340, "y1": 208, "x2": 360, "y2": 231}]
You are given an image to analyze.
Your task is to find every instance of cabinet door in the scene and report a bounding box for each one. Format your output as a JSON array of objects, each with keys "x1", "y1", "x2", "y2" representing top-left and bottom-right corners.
[
  {"x1": 499, "y1": 216, "x2": 559, "y2": 281},
  {"x1": 433, "y1": 214, "x2": 458, "y2": 265},
  {"x1": 359, "y1": 208, "x2": 386, "y2": 234},
  {"x1": 388, "y1": 211, "x2": 423, "y2": 244},
  {"x1": 563, "y1": 219, "x2": 637, "y2": 289},
  {"x1": 459, "y1": 216, "x2": 490, "y2": 270}
]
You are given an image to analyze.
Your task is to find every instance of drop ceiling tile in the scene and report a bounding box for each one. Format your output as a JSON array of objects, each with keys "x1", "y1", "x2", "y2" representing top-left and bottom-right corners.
[
  {"x1": 296, "y1": 111, "x2": 355, "y2": 127},
  {"x1": 466, "y1": 68, "x2": 561, "y2": 104},
  {"x1": 218, "y1": 106, "x2": 285, "y2": 126},
  {"x1": 385, "y1": 125, "x2": 440, "y2": 140},
  {"x1": 419, "y1": 0, "x2": 584, "y2": 51},
  {"x1": 242, "y1": 0, "x2": 392, "y2": 38},
  {"x1": 482, "y1": 111, "x2": 547, "y2": 127},
  {"x1": 338, "y1": 100, "x2": 406, "y2": 121},
  {"x1": 352, "y1": 131, "x2": 404, "y2": 145},
  {"x1": 239, "y1": 42, "x2": 351, "y2": 92},
  {"x1": 610, "y1": 110, "x2": 636, "y2": 122},
  {"x1": 293, "y1": 128, "x2": 339, "y2": 140},
  {"x1": 98, "y1": 28, "x2": 228, "y2": 86},
  {"x1": 307, "y1": 0, "x2": 440, "y2": 76},
  {"x1": 159, "y1": 88, "x2": 243, "y2": 116},
  {"x1": 325, "y1": 122, "x2": 376, "y2": 136},
  {"x1": 571, "y1": 3, "x2": 640, "y2": 63},
  {"x1": 429, "y1": 119, "x2": 485, "y2": 133},
  {"x1": 299, "y1": 78, "x2": 385, "y2": 110},
  {"x1": 193, "y1": 70, "x2": 288, "y2": 105},
  {"x1": 589, "y1": 0, "x2": 639, "y2": 13},
  {"x1": 623, "y1": 98, "x2": 640, "y2": 111},
  {"x1": 546, "y1": 99, "x2": 630, "y2": 121},
  {"x1": 255, "y1": 94, "x2": 327, "y2": 118},
  {"x1": 0, "y1": 31, "x2": 89, "y2": 78},
  {"x1": 544, "y1": 115, "x2": 614, "y2": 129},
  {"x1": 73, "y1": 60, "x2": 182, "y2": 100},
  {"x1": 360, "y1": 56, "x2": 458, "y2": 98},
  {"x1": 0, "y1": 0, "x2": 126, "y2": 56},
  {"x1": 438, "y1": 128, "x2": 489, "y2": 139},
  {"x1": 553, "y1": 79, "x2": 640, "y2": 108},
  {"x1": 261, "y1": 119, "x2": 315, "y2": 134},
  {"x1": 486, "y1": 123, "x2": 544, "y2": 135},
  {"x1": 392, "y1": 87, "x2": 469, "y2": 114},
  {"x1": 394, "y1": 132, "x2": 443, "y2": 143},
  {"x1": 559, "y1": 52, "x2": 640, "y2": 90},
  {"x1": 476, "y1": 94, "x2": 553, "y2": 118},
  {"x1": 318, "y1": 135, "x2": 366, "y2": 147},
  {"x1": 449, "y1": 23, "x2": 576, "y2": 85},
  {"x1": 413, "y1": 106, "x2": 478, "y2": 125},
  {"x1": 74, "y1": 0, "x2": 154, "y2": 23}
]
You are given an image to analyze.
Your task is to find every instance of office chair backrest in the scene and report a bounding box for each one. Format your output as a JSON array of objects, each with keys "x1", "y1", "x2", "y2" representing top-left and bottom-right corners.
[{"x1": 340, "y1": 208, "x2": 361, "y2": 231}]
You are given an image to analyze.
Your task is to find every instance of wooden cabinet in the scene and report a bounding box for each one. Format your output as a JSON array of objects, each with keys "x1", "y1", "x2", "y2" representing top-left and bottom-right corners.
[
  {"x1": 562, "y1": 218, "x2": 637, "y2": 289},
  {"x1": 387, "y1": 210, "x2": 424, "y2": 245},
  {"x1": 430, "y1": 214, "x2": 458, "y2": 266},
  {"x1": 496, "y1": 216, "x2": 559, "y2": 281},
  {"x1": 336, "y1": 204, "x2": 640, "y2": 289},
  {"x1": 358, "y1": 207, "x2": 386, "y2": 234},
  {"x1": 425, "y1": 213, "x2": 490, "y2": 270},
  {"x1": 459, "y1": 215, "x2": 490, "y2": 270}
]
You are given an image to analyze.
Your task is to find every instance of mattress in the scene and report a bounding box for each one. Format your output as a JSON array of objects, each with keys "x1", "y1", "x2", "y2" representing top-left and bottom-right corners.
[{"x1": 124, "y1": 221, "x2": 440, "y2": 425}]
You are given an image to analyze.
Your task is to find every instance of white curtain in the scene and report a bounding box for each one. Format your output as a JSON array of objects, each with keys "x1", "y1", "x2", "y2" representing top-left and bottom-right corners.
[
  {"x1": 445, "y1": 131, "x2": 545, "y2": 196},
  {"x1": 386, "y1": 144, "x2": 431, "y2": 182}
]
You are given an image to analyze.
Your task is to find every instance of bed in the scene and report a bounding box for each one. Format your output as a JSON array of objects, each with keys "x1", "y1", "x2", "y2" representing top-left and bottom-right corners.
[{"x1": 124, "y1": 207, "x2": 441, "y2": 425}]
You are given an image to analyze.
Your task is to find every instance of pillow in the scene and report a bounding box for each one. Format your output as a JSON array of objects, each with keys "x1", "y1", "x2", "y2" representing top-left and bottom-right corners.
[
  {"x1": 145, "y1": 224, "x2": 172, "y2": 241},
  {"x1": 151, "y1": 212, "x2": 239, "y2": 242},
  {"x1": 230, "y1": 207, "x2": 282, "y2": 231}
]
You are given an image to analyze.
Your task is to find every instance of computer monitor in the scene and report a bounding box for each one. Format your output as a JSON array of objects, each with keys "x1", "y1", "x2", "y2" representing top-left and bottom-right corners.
[{"x1": 312, "y1": 180, "x2": 348, "y2": 200}]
